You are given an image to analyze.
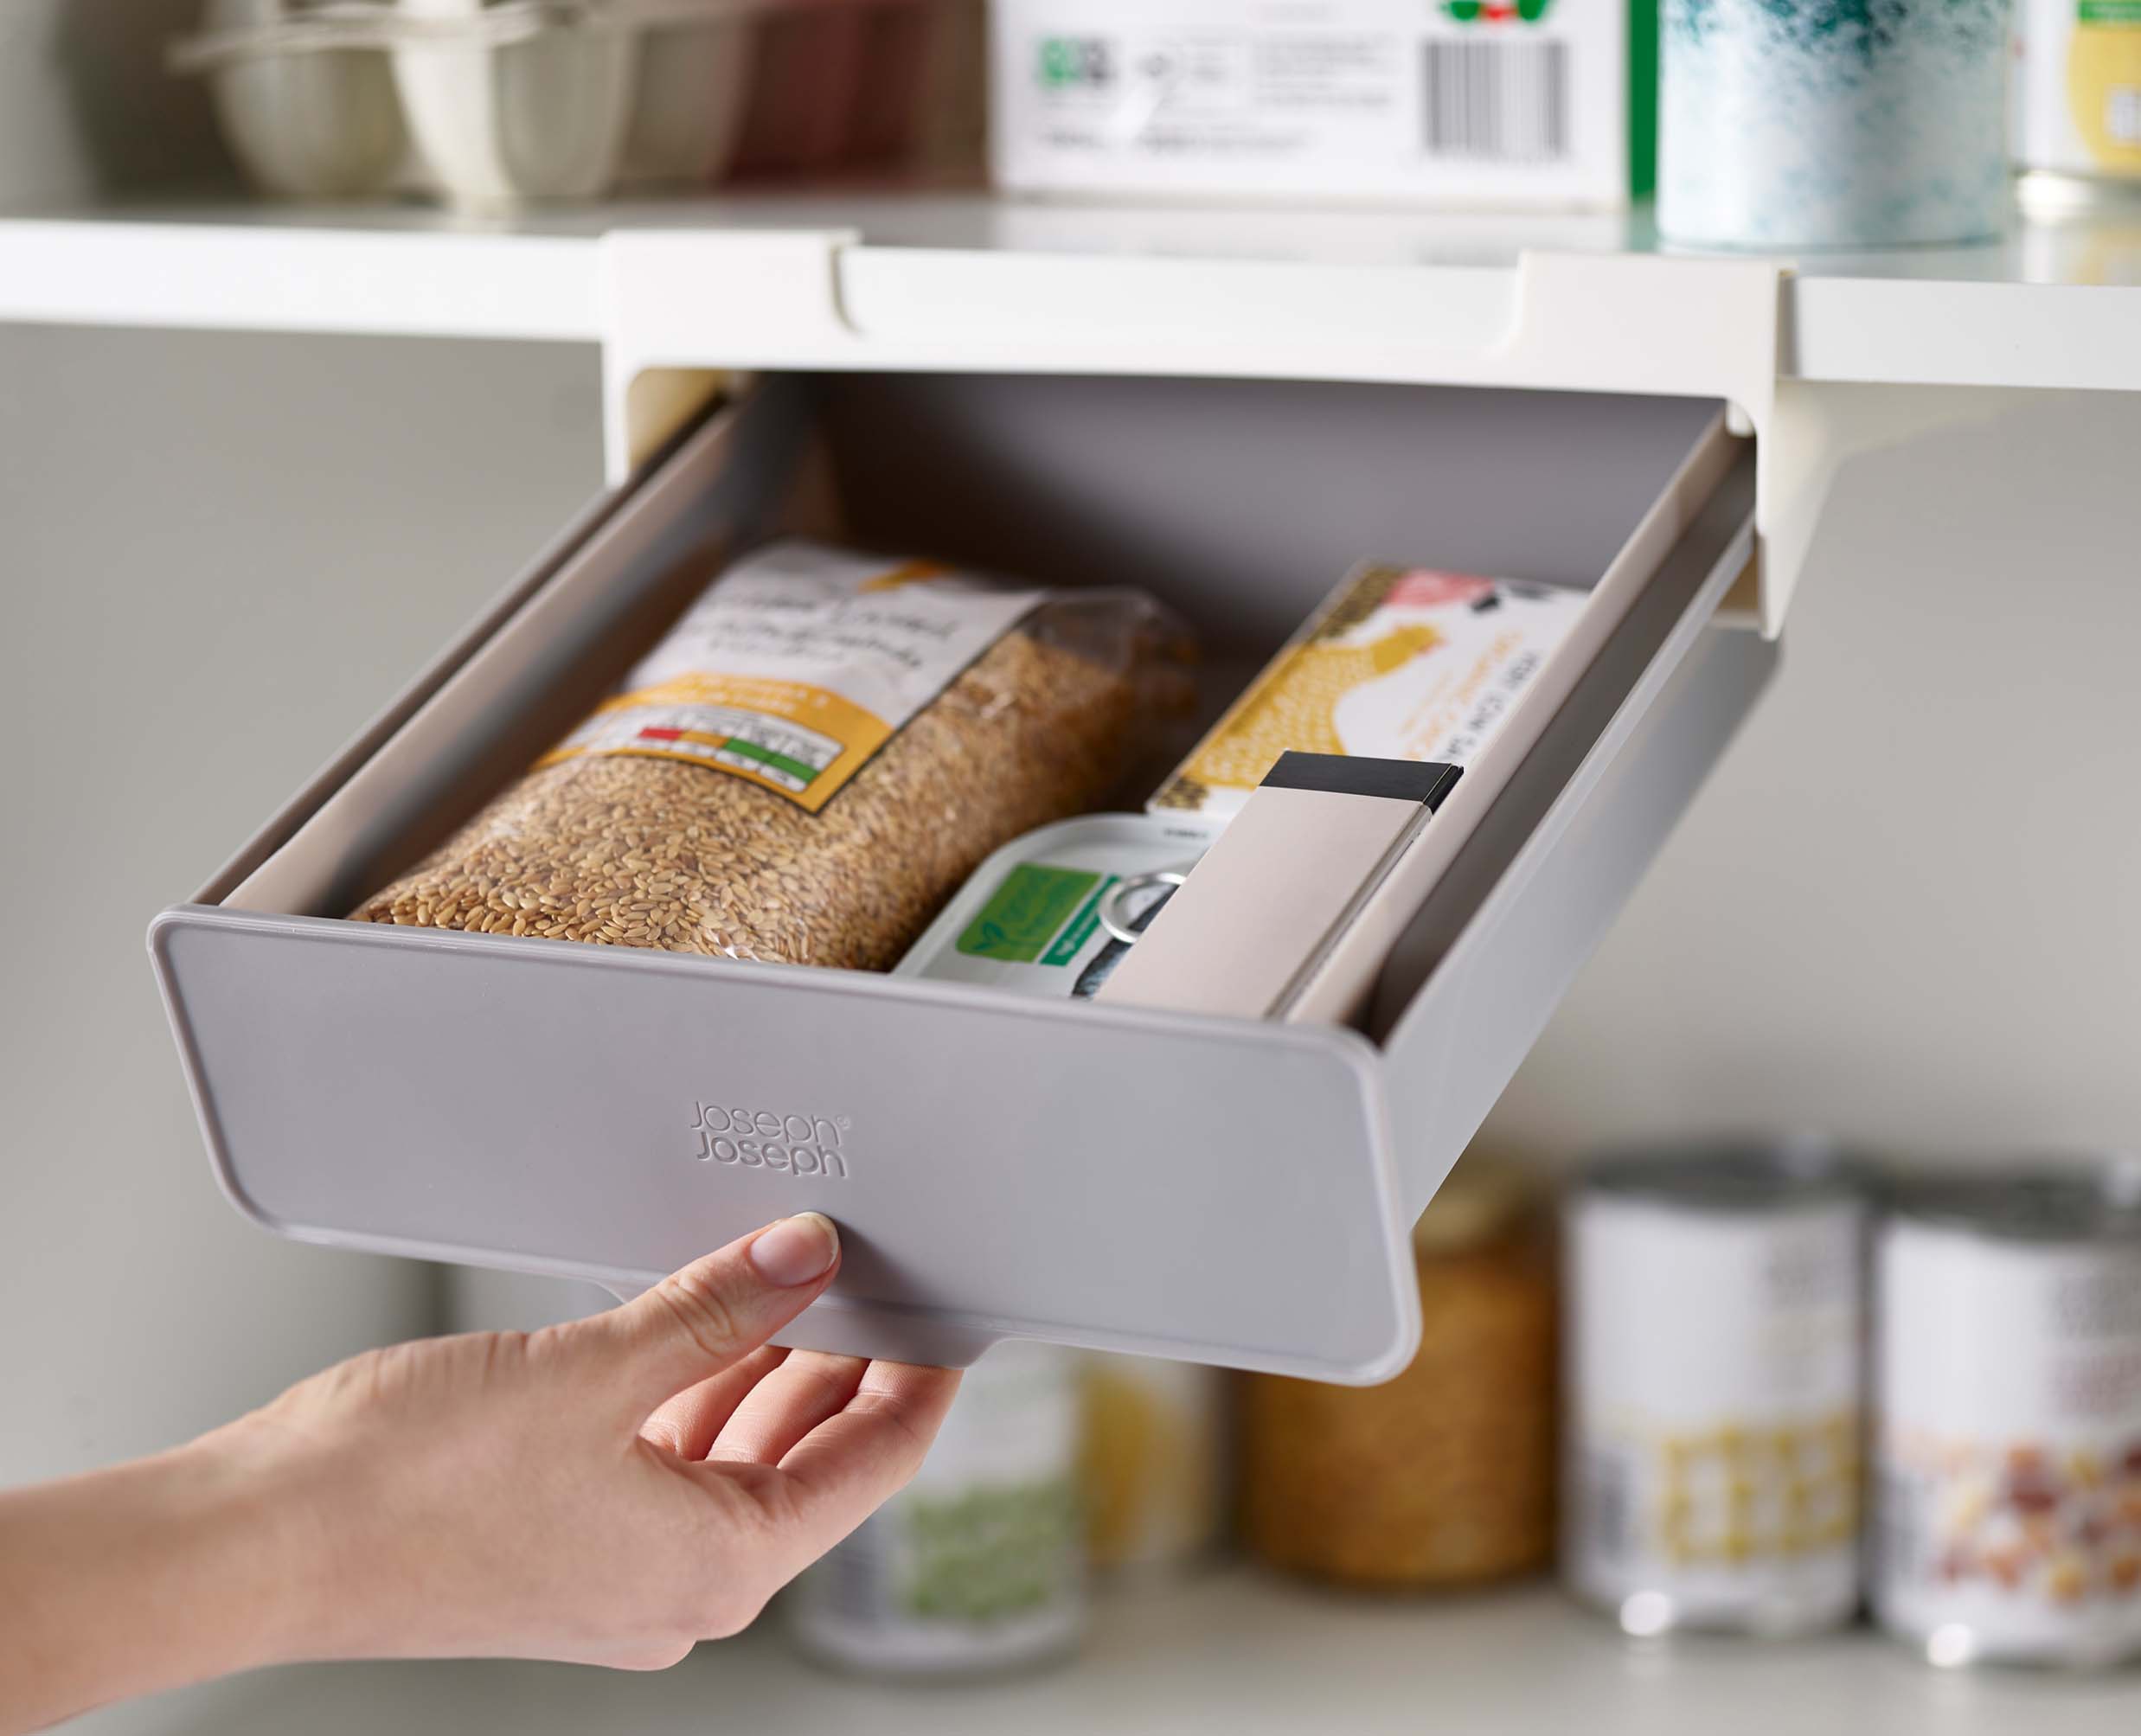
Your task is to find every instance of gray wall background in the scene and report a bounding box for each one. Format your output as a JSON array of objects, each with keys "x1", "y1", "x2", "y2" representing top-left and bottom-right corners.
[
  {"x1": 1488, "y1": 384, "x2": 2141, "y2": 1163},
  {"x1": 0, "y1": 325, "x2": 603, "y2": 1492}
]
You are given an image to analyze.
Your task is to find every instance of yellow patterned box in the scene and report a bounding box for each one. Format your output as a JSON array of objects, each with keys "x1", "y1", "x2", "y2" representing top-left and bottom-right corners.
[{"x1": 1151, "y1": 564, "x2": 1588, "y2": 821}]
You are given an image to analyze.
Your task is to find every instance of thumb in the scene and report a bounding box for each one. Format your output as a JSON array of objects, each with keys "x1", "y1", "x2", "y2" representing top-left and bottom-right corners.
[{"x1": 573, "y1": 1214, "x2": 842, "y2": 1425}]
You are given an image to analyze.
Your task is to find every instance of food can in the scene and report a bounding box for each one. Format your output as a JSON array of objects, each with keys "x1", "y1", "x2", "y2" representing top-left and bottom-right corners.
[
  {"x1": 1562, "y1": 1139, "x2": 1869, "y2": 1637},
  {"x1": 1079, "y1": 1355, "x2": 1228, "y2": 1581},
  {"x1": 1242, "y1": 1157, "x2": 1556, "y2": 1590},
  {"x1": 786, "y1": 1339, "x2": 1085, "y2": 1677},
  {"x1": 2016, "y1": 0, "x2": 2141, "y2": 209},
  {"x1": 894, "y1": 812, "x2": 1221, "y2": 999},
  {"x1": 1658, "y1": 0, "x2": 2010, "y2": 247},
  {"x1": 1871, "y1": 1159, "x2": 2141, "y2": 1668}
]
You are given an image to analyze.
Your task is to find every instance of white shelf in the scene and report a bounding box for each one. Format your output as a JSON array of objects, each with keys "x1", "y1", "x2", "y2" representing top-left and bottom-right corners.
[
  {"x1": 4, "y1": 190, "x2": 2141, "y2": 392},
  {"x1": 84, "y1": 1571, "x2": 2141, "y2": 1736},
  {"x1": 0, "y1": 205, "x2": 602, "y2": 343}
]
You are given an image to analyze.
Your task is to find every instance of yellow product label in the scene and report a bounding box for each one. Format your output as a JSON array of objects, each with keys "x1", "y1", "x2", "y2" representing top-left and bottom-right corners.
[
  {"x1": 1079, "y1": 1358, "x2": 1223, "y2": 1573},
  {"x1": 537, "y1": 541, "x2": 1042, "y2": 812},
  {"x1": 537, "y1": 673, "x2": 896, "y2": 814},
  {"x1": 2070, "y1": 9, "x2": 2141, "y2": 170},
  {"x1": 1151, "y1": 563, "x2": 1587, "y2": 820},
  {"x1": 858, "y1": 558, "x2": 952, "y2": 592},
  {"x1": 1645, "y1": 1410, "x2": 1860, "y2": 1568}
]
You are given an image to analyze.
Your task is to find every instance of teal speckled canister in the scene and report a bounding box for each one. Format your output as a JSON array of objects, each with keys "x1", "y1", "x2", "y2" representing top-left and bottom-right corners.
[{"x1": 1659, "y1": 0, "x2": 2011, "y2": 247}]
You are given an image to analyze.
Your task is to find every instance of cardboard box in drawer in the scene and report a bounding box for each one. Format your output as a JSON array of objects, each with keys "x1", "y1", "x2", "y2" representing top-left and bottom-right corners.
[
  {"x1": 991, "y1": 0, "x2": 1657, "y2": 209},
  {"x1": 1151, "y1": 564, "x2": 1588, "y2": 822}
]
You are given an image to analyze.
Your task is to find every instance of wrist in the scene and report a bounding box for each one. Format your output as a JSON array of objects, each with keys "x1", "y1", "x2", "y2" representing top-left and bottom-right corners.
[
  {"x1": 184, "y1": 1405, "x2": 426, "y2": 1669},
  {"x1": 158, "y1": 1424, "x2": 327, "y2": 1677},
  {"x1": 0, "y1": 1432, "x2": 313, "y2": 1734}
]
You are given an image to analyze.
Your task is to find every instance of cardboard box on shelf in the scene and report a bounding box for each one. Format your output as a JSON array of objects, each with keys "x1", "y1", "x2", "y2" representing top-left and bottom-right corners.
[{"x1": 990, "y1": 0, "x2": 1656, "y2": 210}]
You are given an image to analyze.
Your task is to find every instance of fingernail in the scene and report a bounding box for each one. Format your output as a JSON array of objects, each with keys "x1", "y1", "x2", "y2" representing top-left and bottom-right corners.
[{"x1": 748, "y1": 1213, "x2": 840, "y2": 1287}]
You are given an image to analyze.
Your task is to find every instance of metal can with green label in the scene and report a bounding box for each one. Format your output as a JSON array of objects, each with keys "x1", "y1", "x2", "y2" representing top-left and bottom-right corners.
[
  {"x1": 894, "y1": 812, "x2": 1222, "y2": 1000},
  {"x1": 785, "y1": 1339, "x2": 1087, "y2": 1677}
]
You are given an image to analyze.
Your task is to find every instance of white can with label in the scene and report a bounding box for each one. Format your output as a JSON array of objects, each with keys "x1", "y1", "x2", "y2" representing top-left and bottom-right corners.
[
  {"x1": 1872, "y1": 1162, "x2": 2141, "y2": 1668},
  {"x1": 2016, "y1": 0, "x2": 2141, "y2": 210},
  {"x1": 786, "y1": 1339, "x2": 1086, "y2": 1677},
  {"x1": 1562, "y1": 1141, "x2": 1869, "y2": 1637},
  {"x1": 1080, "y1": 1354, "x2": 1228, "y2": 1580}
]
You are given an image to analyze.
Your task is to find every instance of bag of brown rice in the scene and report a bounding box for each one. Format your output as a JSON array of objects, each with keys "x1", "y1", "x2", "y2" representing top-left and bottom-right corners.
[{"x1": 352, "y1": 541, "x2": 1195, "y2": 972}]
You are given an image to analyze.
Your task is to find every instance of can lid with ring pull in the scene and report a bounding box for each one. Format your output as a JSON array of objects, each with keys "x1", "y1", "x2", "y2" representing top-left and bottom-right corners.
[{"x1": 1096, "y1": 868, "x2": 1195, "y2": 946}]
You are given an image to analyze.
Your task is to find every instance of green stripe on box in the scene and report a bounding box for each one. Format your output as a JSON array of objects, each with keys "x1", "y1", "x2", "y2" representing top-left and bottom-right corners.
[
  {"x1": 721, "y1": 736, "x2": 819, "y2": 785},
  {"x1": 2081, "y1": 0, "x2": 2141, "y2": 22},
  {"x1": 1041, "y1": 875, "x2": 1119, "y2": 966},
  {"x1": 1630, "y1": 0, "x2": 1657, "y2": 198},
  {"x1": 956, "y1": 864, "x2": 1103, "y2": 963}
]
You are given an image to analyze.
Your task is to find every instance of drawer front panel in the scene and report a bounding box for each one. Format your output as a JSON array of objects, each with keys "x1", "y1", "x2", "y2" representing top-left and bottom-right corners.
[{"x1": 152, "y1": 912, "x2": 1418, "y2": 1380}]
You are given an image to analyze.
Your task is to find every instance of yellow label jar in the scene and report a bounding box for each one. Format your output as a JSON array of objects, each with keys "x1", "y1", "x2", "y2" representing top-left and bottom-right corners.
[{"x1": 1239, "y1": 1157, "x2": 1556, "y2": 1589}]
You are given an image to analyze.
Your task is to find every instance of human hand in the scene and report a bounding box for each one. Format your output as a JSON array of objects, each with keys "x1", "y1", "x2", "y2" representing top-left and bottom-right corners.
[
  {"x1": 234, "y1": 1212, "x2": 959, "y2": 1669},
  {"x1": 0, "y1": 1214, "x2": 960, "y2": 1733}
]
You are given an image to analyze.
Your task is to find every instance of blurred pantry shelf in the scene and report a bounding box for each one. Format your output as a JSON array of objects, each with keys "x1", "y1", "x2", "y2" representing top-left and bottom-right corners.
[
  {"x1": 81, "y1": 1570, "x2": 2141, "y2": 1736},
  {"x1": 3, "y1": 189, "x2": 2141, "y2": 395}
]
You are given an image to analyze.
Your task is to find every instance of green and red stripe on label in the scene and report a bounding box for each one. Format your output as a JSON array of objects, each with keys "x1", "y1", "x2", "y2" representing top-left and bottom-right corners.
[{"x1": 635, "y1": 725, "x2": 821, "y2": 789}]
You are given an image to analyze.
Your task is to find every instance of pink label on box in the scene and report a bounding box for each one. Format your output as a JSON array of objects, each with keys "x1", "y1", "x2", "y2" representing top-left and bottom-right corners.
[{"x1": 1389, "y1": 571, "x2": 1496, "y2": 608}]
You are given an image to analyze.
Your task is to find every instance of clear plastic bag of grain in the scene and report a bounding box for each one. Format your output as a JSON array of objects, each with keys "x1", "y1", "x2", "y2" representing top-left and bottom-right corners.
[{"x1": 352, "y1": 541, "x2": 1196, "y2": 971}]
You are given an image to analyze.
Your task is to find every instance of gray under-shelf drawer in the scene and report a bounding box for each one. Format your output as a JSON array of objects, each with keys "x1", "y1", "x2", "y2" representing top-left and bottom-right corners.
[{"x1": 150, "y1": 372, "x2": 1773, "y2": 1383}]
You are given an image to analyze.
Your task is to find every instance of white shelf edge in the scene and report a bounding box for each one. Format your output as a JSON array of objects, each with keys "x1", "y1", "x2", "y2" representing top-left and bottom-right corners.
[
  {"x1": 0, "y1": 219, "x2": 601, "y2": 343},
  {"x1": 7, "y1": 204, "x2": 2141, "y2": 399},
  {"x1": 1790, "y1": 276, "x2": 2141, "y2": 394}
]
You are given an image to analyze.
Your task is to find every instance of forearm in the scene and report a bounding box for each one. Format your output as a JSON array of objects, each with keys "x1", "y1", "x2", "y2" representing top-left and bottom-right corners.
[
  {"x1": 0, "y1": 1218, "x2": 947, "y2": 1722},
  {"x1": 0, "y1": 1435, "x2": 310, "y2": 1736}
]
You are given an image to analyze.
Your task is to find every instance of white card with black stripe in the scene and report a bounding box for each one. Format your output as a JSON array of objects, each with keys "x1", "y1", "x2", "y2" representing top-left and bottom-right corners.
[{"x1": 1095, "y1": 753, "x2": 1460, "y2": 1022}]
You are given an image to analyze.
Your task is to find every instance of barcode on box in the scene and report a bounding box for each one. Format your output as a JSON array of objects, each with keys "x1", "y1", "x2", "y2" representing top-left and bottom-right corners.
[{"x1": 1423, "y1": 38, "x2": 1568, "y2": 163}]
